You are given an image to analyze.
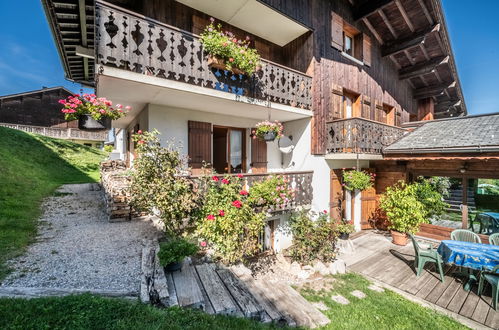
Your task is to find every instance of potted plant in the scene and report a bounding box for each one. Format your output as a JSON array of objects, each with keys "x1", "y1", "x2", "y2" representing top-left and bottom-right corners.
[
  {"x1": 200, "y1": 18, "x2": 261, "y2": 75},
  {"x1": 253, "y1": 120, "x2": 284, "y2": 142},
  {"x1": 342, "y1": 169, "x2": 374, "y2": 191},
  {"x1": 379, "y1": 181, "x2": 428, "y2": 246},
  {"x1": 158, "y1": 238, "x2": 199, "y2": 272},
  {"x1": 336, "y1": 220, "x2": 355, "y2": 240},
  {"x1": 58, "y1": 92, "x2": 129, "y2": 130}
]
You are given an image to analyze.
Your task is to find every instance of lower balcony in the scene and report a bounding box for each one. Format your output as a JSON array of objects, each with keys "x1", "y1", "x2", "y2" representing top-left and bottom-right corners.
[{"x1": 326, "y1": 118, "x2": 408, "y2": 159}]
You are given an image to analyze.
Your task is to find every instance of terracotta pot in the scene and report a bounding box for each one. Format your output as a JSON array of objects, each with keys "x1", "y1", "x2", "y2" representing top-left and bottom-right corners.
[
  {"x1": 78, "y1": 114, "x2": 111, "y2": 130},
  {"x1": 207, "y1": 55, "x2": 245, "y2": 75},
  {"x1": 390, "y1": 230, "x2": 408, "y2": 246}
]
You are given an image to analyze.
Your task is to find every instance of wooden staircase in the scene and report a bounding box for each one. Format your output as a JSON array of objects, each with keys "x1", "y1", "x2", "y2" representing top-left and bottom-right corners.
[
  {"x1": 444, "y1": 188, "x2": 476, "y2": 213},
  {"x1": 165, "y1": 258, "x2": 330, "y2": 328}
]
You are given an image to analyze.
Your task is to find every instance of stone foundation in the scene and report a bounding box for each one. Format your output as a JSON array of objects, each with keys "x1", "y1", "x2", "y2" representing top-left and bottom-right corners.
[{"x1": 100, "y1": 160, "x2": 133, "y2": 222}]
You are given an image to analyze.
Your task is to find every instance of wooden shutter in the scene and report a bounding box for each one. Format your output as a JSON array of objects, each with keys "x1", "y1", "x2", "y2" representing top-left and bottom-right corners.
[
  {"x1": 362, "y1": 34, "x2": 372, "y2": 66},
  {"x1": 331, "y1": 12, "x2": 343, "y2": 51},
  {"x1": 330, "y1": 169, "x2": 344, "y2": 221},
  {"x1": 250, "y1": 134, "x2": 267, "y2": 174},
  {"x1": 188, "y1": 121, "x2": 211, "y2": 174},
  {"x1": 330, "y1": 84, "x2": 343, "y2": 120},
  {"x1": 361, "y1": 95, "x2": 371, "y2": 119}
]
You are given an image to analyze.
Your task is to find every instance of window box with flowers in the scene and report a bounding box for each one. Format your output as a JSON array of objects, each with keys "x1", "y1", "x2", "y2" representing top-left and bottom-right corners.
[
  {"x1": 59, "y1": 92, "x2": 130, "y2": 130},
  {"x1": 200, "y1": 18, "x2": 262, "y2": 76},
  {"x1": 253, "y1": 120, "x2": 284, "y2": 142}
]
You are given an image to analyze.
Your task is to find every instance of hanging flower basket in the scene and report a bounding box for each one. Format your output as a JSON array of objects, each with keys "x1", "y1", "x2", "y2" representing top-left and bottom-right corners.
[
  {"x1": 342, "y1": 169, "x2": 375, "y2": 191},
  {"x1": 78, "y1": 114, "x2": 111, "y2": 130},
  {"x1": 253, "y1": 120, "x2": 284, "y2": 142},
  {"x1": 200, "y1": 18, "x2": 261, "y2": 76},
  {"x1": 59, "y1": 91, "x2": 130, "y2": 131}
]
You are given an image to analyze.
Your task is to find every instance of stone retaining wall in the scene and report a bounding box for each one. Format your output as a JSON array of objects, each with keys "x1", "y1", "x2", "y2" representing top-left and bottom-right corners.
[{"x1": 100, "y1": 160, "x2": 133, "y2": 222}]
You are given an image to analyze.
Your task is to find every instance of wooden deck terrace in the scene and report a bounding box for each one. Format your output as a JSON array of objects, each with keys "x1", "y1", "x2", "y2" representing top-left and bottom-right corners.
[{"x1": 345, "y1": 232, "x2": 499, "y2": 329}]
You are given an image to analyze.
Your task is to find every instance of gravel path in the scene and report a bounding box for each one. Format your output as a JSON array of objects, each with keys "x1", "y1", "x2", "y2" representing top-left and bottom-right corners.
[{"x1": 0, "y1": 183, "x2": 160, "y2": 293}]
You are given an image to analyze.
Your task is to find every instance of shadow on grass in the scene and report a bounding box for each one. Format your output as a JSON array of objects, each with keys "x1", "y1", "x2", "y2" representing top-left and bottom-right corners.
[{"x1": 0, "y1": 127, "x2": 106, "y2": 280}]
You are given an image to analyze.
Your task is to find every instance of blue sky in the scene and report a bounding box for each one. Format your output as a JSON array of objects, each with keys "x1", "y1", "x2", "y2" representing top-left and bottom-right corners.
[{"x1": 0, "y1": 1, "x2": 497, "y2": 115}]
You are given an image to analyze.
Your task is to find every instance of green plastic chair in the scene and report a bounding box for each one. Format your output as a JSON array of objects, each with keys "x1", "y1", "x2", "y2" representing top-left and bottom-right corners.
[
  {"x1": 479, "y1": 214, "x2": 495, "y2": 235},
  {"x1": 478, "y1": 265, "x2": 499, "y2": 310},
  {"x1": 450, "y1": 229, "x2": 482, "y2": 244},
  {"x1": 489, "y1": 233, "x2": 499, "y2": 246},
  {"x1": 409, "y1": 234, "x2": 445, "y2": 282}
]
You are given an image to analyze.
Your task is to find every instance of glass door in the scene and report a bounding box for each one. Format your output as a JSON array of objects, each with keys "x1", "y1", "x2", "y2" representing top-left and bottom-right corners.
[{"x1": 228, "y1": 128, "x2": 244, "y2": 173}]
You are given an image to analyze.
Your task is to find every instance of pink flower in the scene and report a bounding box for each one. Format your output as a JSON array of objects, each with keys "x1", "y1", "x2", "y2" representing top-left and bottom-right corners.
[
  {"x1": 125, "y1": 106, "x2": 131, "y2": 111},
  {"x1": 221, "y1": 178, "x2": 229, "y2": 184},
  {"x1": 237, "y1": 174, "x2": 243, "y2": 178},
  {"x1": 245, "y1": 36, "x2": 250, "y2": 41},
  {"x1": 116, "y1": 104, "x2": 123, "y2": 109},
  {"x1": 222, "y1": 42, "x2": 228, "y2": 47},
  {"x1": 137, "y1": 130, "x2": 142, "y2": 134},
  {"x1": 240, "y1": 49, "x2": 245, "y2": 54},
  {"x1": 209, "y1": 17, "x2": 215, "y2": 23},
  {"x1": 232, "y1": 38, "x2": 237, "y2": 43},
  {"x1": 58, "y1": 99, "x2": 66, "y2": 104},
  {"x1": 138, "y1": 140, "x2": 145, "y2": 145},
  {"x1": 239, "y1": 190, "x2": 248, "y2": 196},
  {"x1": 99, "y1": 109, "x2": 106, "y2": 114},
  {"x1": 212, "y1": 176, "x2": 219, "y2": 182},
  {"x1": 276, "y1": 186, "x2": 281, "y2": 191},
  {"x1": 218, "y1": 210, "x2": 225, "y2": 216},
  {"x1": 232, "y1": 200, "x2": 242, "y2": 208},
  {"x1": 229, "y1": 58, "x2": 234, "y2": 62},
  {"x1": 206, "y1": 214, "x2": 215, "y2": 221},
  {"x1": 323, "y1": 210, "x2": 328, "y2": 214},
  {"x1": 200, "y1": 241, "x2": 207, "y2": 247}
]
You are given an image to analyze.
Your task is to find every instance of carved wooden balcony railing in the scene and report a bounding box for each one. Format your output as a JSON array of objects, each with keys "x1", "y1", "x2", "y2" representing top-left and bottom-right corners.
[
  {"x1": 326, "y1": 118, "x2": 407, "y2": 154},
  {"x1": 0, "y1": 123, "x2": 108, "y2": 141},
  {"x1": 95, "y1": 2, "x2": 312, "y2": 110},
  {"x1": 191, "y1": 171, "x2": 313, "y2": 212}
]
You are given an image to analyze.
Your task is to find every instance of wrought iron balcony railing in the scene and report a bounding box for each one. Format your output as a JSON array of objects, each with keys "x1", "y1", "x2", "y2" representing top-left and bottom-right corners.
[
  {"x1": 95, "y1": 2, "x2": 312, "y2": 110},
  {"x1": 326, "y1": 118, "x2": 407, "y2": 155}
]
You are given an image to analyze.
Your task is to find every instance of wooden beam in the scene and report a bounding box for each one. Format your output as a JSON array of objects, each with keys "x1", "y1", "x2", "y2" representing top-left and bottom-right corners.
[
  {"x1": 415, "y1": 81, "x2": 455, "y2": 95},
  {"x1": 435, "y1": 99, "x2": 461, "y2": 112},
  {"x1": 378, "y1": 9, "x2": 398, "y2": 38},
  {"x1": 416, "y1": 0, "x2": 434, "y2": 25},
  {"x1": 399, "y1": 55, "x2": 448, "y2": 80},
  {"x1": 354, "y1": 0, "x2": 395, "y2": 21},
  {"x1": 362, "y1": 17, "x2": 384, "y2": 45},
  {"x1": 78, "y1": 0, "x2": 88, "y2": 81},
  {"x1": 382, "y1": 24, "x2": 440, "y2": 57},
  {"x1": 395, "y1": 0, "x2": 414, "y2": 32}
]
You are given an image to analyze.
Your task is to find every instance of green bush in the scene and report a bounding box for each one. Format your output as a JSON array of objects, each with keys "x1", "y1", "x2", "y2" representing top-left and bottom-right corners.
[
  {"x1": 130, "y1": 130, "x2": 199, "y2": 236},
  {"x1": 414, "y1": 179, "x2": 448, "y2": 219},
  {"x1": 158, "y1": 238, "x2": 199, "y2": 266},
  {"x1": 288, "y1": 210, "x2": 338, "y2": 264},
  {"x1": 342, "y1": 170, "x2": 374, "y2": 191},
  {"x1": 103, "y1": 145, "x2": 113, "y2": 153},
  {"x1": 195, "y1": 175, "x2": 265, "y2": 263}
]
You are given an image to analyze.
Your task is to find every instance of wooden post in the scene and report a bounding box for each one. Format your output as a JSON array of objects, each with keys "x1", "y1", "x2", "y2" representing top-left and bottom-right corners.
[{"x1": 461, "y1": 177, "x2": 468, "y2": 229}]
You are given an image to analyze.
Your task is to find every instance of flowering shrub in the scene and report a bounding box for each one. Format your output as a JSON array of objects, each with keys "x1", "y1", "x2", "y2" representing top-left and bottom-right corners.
[
  {"x1": 129, "y1": 130, "x2": 199, "y2": 236},
  {"x1": 58, "y1": 91, "x2": 130, "y2": 121},
  {"x1": 247, "y1": 175, "x2": 294, "y2": 209},
  {"x1": 342, "y1": 169, "x2": 374, "y2": 191},
  {"x1": 200, "y1": 18, "x2": 261, "y2": 75},
  {"x1": 195, "y1": 175, "x2": 265, "y2": 263},
  {"x1": 253, "y1": 120, "x2": 284, "y2": 140},
  {"x1": 288, "y1": 210, "x2": 338, "y2": 264}
]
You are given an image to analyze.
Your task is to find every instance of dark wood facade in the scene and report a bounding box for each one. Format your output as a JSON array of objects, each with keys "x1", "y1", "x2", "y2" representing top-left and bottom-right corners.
[{"x1": 0, "y1": 87, "x2": 76, "y2": 128}]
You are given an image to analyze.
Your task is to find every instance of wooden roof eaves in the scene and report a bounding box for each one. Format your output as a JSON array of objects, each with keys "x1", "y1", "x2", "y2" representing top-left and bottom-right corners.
[{"x1": 429, "y1": 0, "x2": 467, "y2": 116}]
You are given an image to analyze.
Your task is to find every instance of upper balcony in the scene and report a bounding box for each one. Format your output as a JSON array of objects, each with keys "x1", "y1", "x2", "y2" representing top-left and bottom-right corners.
[
  {"x1": 326, "y1": 118, "x2": 408, "y2": 160},
  {"x1": 94, "y1": 2, "x2": 312, "y2": 126}
]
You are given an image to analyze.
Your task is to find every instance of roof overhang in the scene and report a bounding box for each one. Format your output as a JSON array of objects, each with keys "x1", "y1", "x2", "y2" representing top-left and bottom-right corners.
[{"x1": 175, "y1": 0, "x2": 310, "y2": 46}]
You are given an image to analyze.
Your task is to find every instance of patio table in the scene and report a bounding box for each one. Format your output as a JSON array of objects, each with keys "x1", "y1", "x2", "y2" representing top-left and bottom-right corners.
[{"x1": 437, "y1": 240, "x2": 499, "y2": 291}]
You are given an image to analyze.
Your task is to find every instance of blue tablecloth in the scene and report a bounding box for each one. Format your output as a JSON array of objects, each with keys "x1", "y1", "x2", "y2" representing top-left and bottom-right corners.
[
  {"x1": 437, "y1": 240, "x2": 499, "y2": 272},
  {"x1": 482, "y1": 212, "x2": 499, "y2": 223}
]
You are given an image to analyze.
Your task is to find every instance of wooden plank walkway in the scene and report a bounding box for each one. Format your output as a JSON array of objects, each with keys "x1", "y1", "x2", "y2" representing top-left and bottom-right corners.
[
  {"x1": 166, "y1": 261, "x2": 330, "y2": 328},
  {"x1": 349, "y1": 235, "x2": 499, "y2": 329}
]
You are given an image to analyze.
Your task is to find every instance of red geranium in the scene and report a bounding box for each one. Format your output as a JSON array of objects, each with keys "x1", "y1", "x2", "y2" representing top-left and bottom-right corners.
[
  {"x1": 206, "y1": 214, "x2": 215, "y2": 221},
  {"x1": 218, "y1": 210, "x2": 225, "y2": 216},
  {"x1": 212, "y1": 176, "x2": 219, "y2": 182},
  {"x1": 239, "y1": 190, "x2": 249, "y2": 196},
  {"x1": 232, "y1": 200, "x2": 242, "y2": 208},
  {"x1": 237, "y1": 174, "x2": 244, "y2": 178},
  {"x1": 221, "y1": 178, "x2": 229, "y2": 184}
]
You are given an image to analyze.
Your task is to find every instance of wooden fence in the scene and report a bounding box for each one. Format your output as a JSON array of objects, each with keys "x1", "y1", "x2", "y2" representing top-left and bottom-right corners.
[{"x1": 0, "y1": 123, "x2": 107, "y2": 141}]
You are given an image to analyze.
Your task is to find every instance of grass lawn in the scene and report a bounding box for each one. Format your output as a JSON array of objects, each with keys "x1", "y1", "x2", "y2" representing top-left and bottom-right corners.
[
  {"x1": 0, "y1": 294, "x2": 276, "y2": 330},
  {"x1": 0, "y1": 127, "x2": 106, "y2": 280},
  {"x1": 300, "y1": 273, "x2": 467, "y2": 330}
]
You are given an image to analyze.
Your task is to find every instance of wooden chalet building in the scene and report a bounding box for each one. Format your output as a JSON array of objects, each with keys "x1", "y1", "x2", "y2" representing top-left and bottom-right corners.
[
  {"x1": 0, "y1": 86, "x2": 107, "y2": 148},
  {"x1": 42, "y1": 0, "x2": 473, "y2": 248}
]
